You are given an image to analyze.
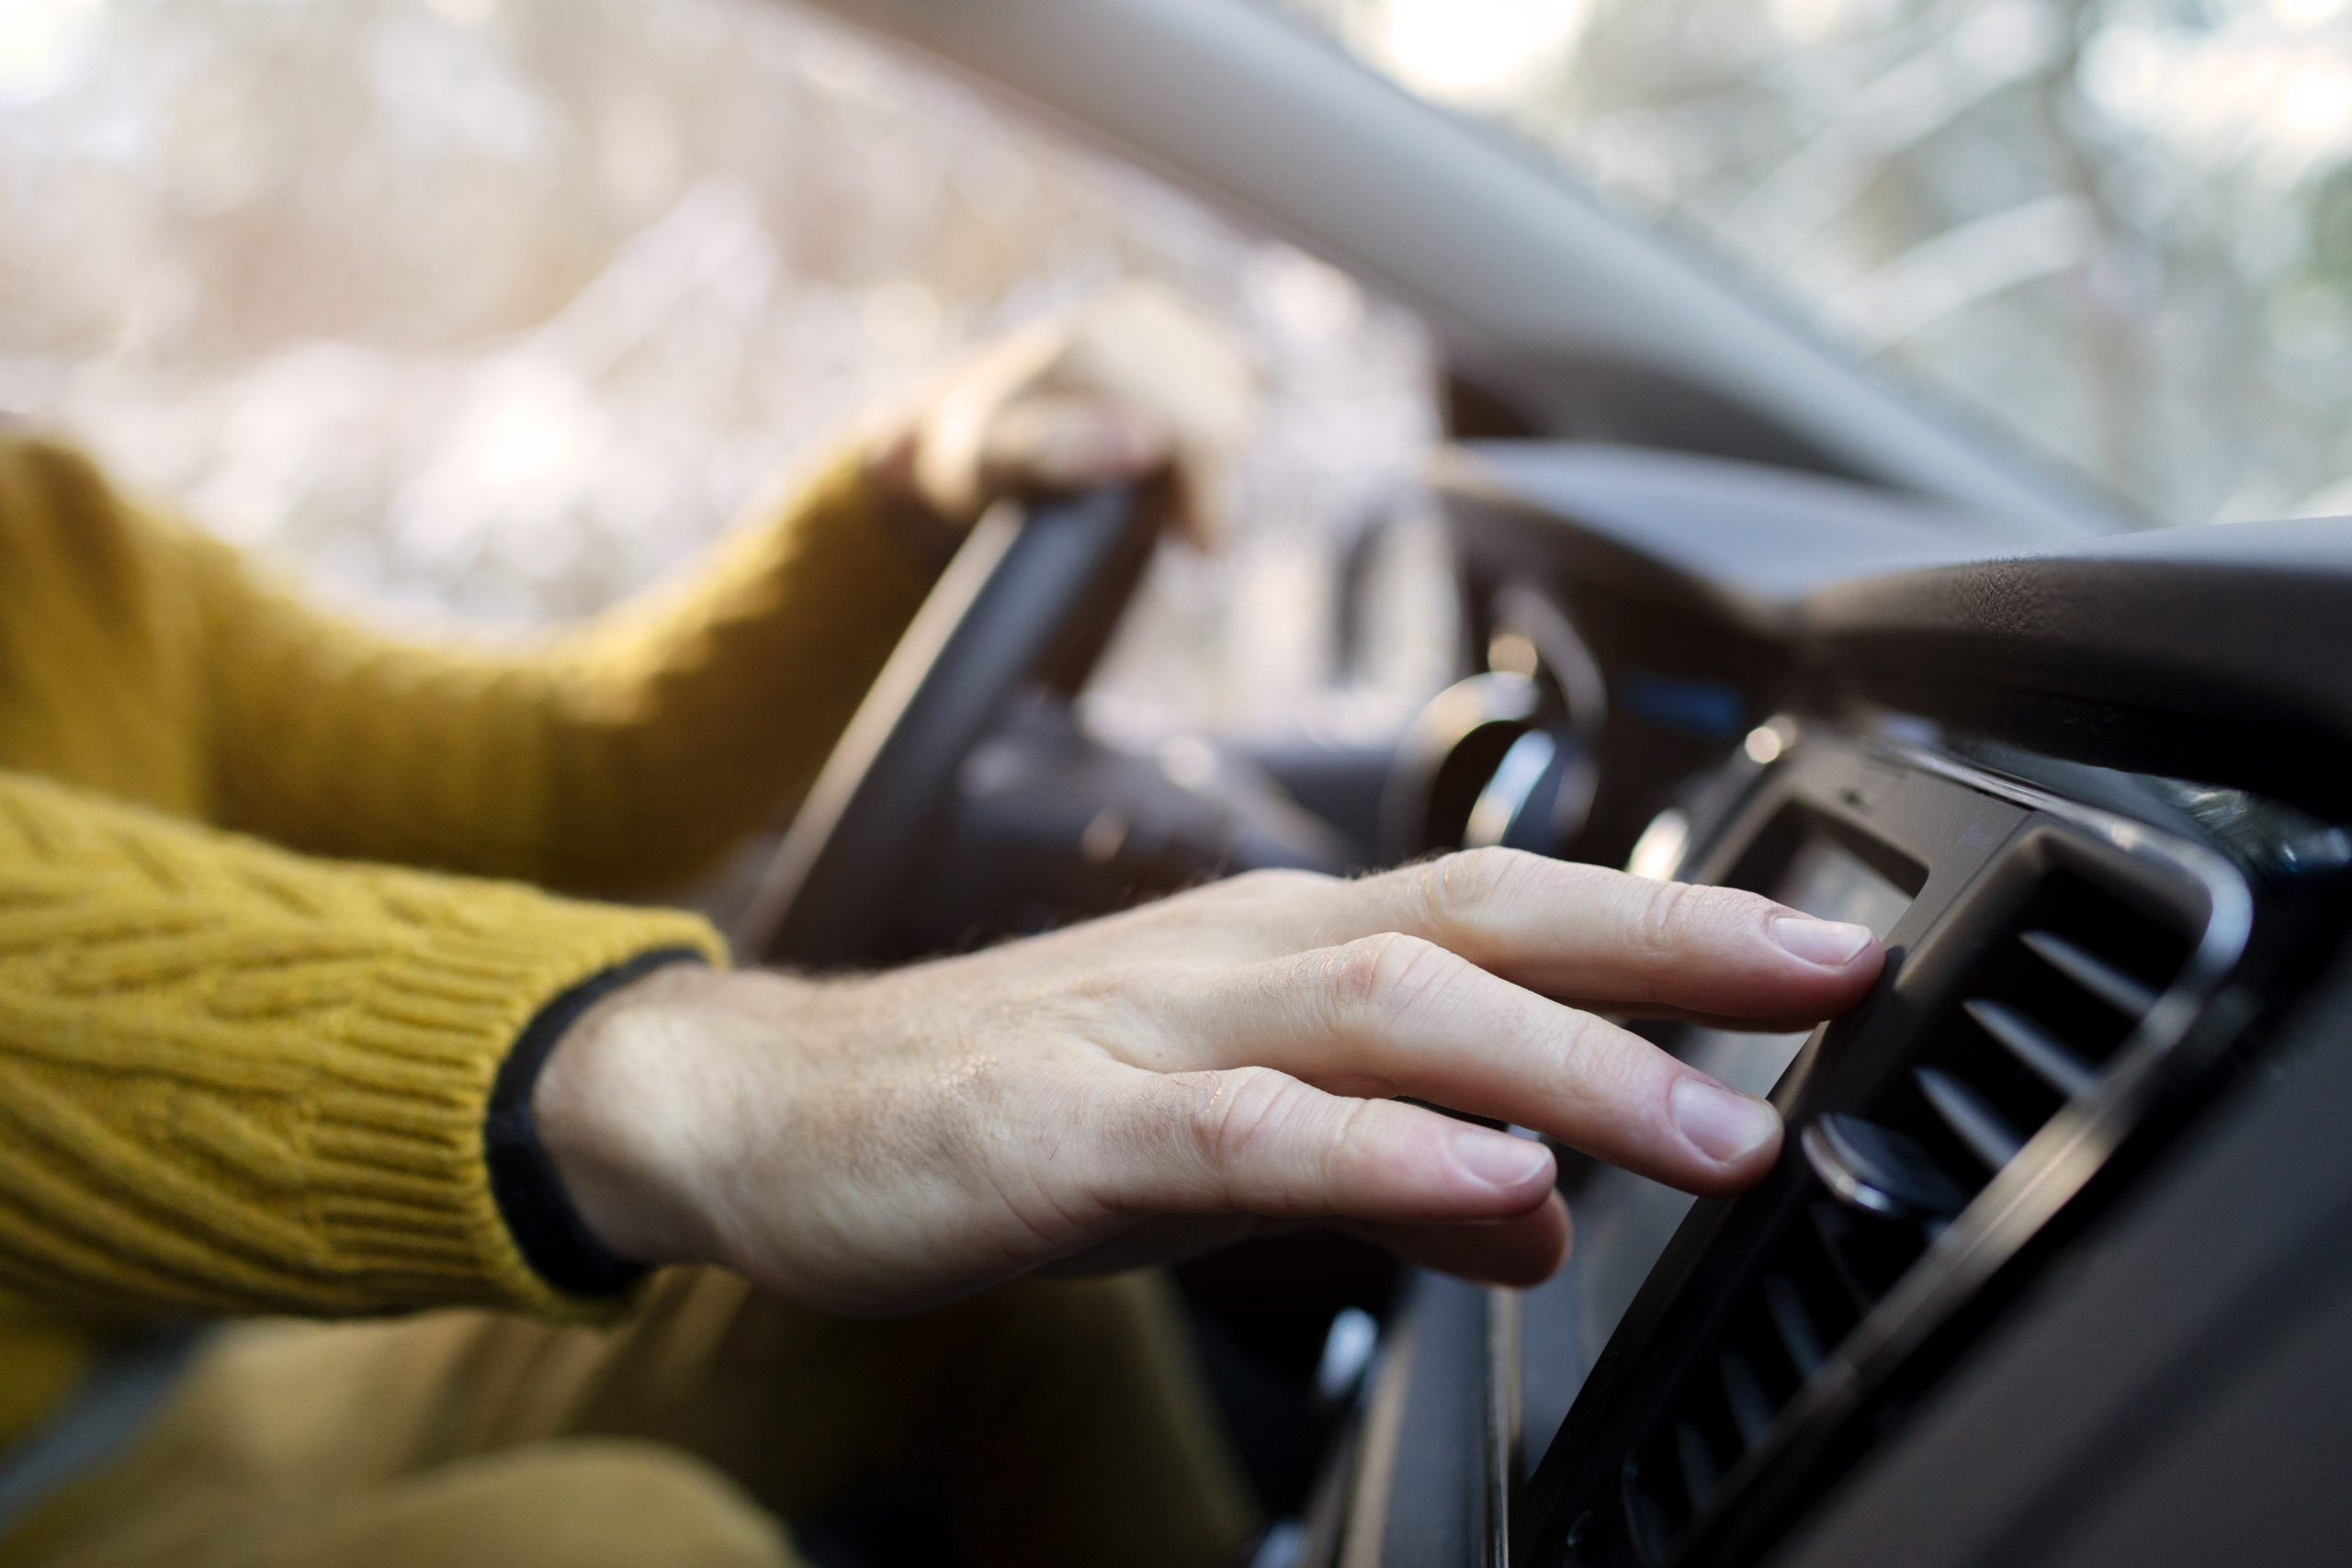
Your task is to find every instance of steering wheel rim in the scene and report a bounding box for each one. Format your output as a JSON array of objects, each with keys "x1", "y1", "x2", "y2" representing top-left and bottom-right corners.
[{"x1": 732, "y1": 484, "x2": 1154, "y2": 967}]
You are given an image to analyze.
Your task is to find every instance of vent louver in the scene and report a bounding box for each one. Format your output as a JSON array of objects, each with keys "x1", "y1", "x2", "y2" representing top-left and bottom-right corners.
[{"x1": 1621, "y1": 870, "x2": 2193, "y2": 1562}]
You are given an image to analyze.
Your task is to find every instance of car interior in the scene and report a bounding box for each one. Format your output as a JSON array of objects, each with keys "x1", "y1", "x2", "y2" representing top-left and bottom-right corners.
[
  {"x1": 747, "y1": 3, "x2": 2352, "y2": 1565},
  {"x1": 12, "y1": 1, "x2": 2349, "y2": 1565}
]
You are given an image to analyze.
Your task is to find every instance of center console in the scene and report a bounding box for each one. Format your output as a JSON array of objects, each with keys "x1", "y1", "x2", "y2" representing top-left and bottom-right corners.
[{"x1": 1306, "y1": 444, "x2": 2352, "y2": 1568}]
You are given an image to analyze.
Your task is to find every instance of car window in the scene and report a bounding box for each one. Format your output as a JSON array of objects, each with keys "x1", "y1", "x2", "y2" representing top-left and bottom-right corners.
[
  {"x1": 0, "y1": 0, "x2": 1457, "y2": 741},
  {"x1": 1272, "y1": 0, "x2": 2352, "y2": 529}
]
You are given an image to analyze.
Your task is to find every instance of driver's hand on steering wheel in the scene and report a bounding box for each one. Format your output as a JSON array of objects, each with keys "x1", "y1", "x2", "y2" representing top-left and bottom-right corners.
[
  {"x1": 535, "y1": 849, "x2": 1883, "y2": 1314},
  {"x1": 864, "y1": 279, "x2": 1255, "y2": 548}
]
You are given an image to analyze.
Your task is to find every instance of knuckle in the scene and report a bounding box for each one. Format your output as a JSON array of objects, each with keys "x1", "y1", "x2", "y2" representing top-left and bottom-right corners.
[
  {"x1": 1453, "y1": 843, "x2": 1527, "y2": 890},
  {"x1": 1632, "y1": 879, "x2": 1762, "y2": 962},
  {"x1": 1185, "y1": 1066, "x2": 1304, "y2": 1178},
  {"x1": 1553, "y1": 1008, "x2": 1640, "y2": 1093},
  {"x1": 1417, "y1": 846, "x2": 1530, "y2": 931},
  {"x1": 1200, "y1": 1066, "x2": 1351, "y2": 1215},
  {"x1": 1324, "y1": 931, "x2": 1397, "y2": 1005},
  {"x1": 1329, "y1": 1092, "x2": 1382, "y2": 1158},
  {"x1": 1628, "y1": 876, "x2": 1704, "y2": 961},
  {"x1": 1325, "y1": 931, "x2": 1454, "y2": 1025}
]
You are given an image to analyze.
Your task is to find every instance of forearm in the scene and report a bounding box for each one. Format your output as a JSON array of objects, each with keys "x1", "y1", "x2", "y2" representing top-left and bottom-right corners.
[
  {"x1": 0, "y1": 769, "x2": 722, "y2": 1322},
  {"x1": 192, "y1": 446, "x2": 954, "y2": 897}
]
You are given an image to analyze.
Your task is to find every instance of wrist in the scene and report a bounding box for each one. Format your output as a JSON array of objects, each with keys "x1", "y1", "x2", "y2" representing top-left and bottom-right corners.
[
  {"x1": 485, "y1": 950, "x2": 709, "y2": 1293},
  {"x1": 526, "y1": 961, "x2": 744, "y2": 1275}
]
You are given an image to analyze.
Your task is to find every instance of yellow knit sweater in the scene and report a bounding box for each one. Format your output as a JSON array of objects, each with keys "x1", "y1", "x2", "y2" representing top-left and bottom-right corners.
[{"x1": 0, "y1": 430, "x2": 943, "y2": 1447}]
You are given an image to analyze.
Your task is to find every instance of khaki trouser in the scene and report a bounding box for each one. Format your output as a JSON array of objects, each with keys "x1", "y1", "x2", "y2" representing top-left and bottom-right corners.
[{"x1": 0, "y1": 1269, "x2": 1257, "y2": 1568}]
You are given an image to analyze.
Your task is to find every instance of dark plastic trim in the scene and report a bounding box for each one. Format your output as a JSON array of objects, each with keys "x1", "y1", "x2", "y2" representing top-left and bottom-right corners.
[
  {"x1": 1514, "y1": 737, "x2": 2254, "y2": 1567},
  {"x1": 733, "y1": 487, "x2": 1148, "y2": 967}
]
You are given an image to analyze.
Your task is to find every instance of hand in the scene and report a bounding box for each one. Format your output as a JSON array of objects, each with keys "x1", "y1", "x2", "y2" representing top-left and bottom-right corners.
[
  {"x1": 533, "y1": 849, "x2": 1883, "y2": 1315},
  {"x1": 864, "y1": 281, "x2": 1256, "y2": 547}
]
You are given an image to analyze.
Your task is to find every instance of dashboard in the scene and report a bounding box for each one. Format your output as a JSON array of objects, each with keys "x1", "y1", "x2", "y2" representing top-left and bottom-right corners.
[{"x1": 1306, "y1": 444, "x2": 2352, "y2": 1568}]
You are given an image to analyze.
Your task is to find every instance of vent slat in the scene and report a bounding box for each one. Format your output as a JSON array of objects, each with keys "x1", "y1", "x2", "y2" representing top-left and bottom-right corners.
[
  {"x1": 1720, "y1": 1348, "x2": 1775, "y2": 1450},
  {"x1": 1677, "y1": 1420, "x2": 1722, "y2": 1517},
  {"x1": 1808, "y1": 1204, "x2": 1883, "y2": 1314},
  {"x1": 1964, "y1": 998, "x2": 2100, "y2": 1099},
  {"x1": 1599, "y1": 865, "x2": 2199, "y2": 1560},
  {"x1": 1623, "y1": 1475, "x2": 1676, "y2": 1565},
  {"x1": 1762, "y1": 1273, "x2": 1826, "y2": 1380},
  {"x1": 1914, "y1": 1067, "x2": 2026, "y2": 1170},
  {"x1": 2018, "y1": 929, "x2": 2157, "y2": 1019}
]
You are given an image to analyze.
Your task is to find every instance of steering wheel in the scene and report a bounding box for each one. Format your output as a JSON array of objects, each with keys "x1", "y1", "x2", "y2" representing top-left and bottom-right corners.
[{"x1": 730, "y1": 484, "x2": 1157, "y2": 968}]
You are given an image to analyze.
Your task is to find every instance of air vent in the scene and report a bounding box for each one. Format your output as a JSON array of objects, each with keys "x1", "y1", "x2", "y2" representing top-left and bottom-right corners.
[{"x1": 1620, "y1": 870, "x2": 2193, "y2": 1562}]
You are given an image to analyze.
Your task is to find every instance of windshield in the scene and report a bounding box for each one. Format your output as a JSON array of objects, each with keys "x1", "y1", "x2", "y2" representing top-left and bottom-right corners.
[{"x1": 1274, "y1": 0, "x2": 2352, "y2": 529}]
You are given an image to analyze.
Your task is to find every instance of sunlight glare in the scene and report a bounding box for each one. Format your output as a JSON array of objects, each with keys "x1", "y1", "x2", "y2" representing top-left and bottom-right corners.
[
  {"x1": 0, "y1": 0, "x2": 101, "y2": 104},
  {"x1": 1370, "y1": 0, "x2": 1591, "y2": 102}
]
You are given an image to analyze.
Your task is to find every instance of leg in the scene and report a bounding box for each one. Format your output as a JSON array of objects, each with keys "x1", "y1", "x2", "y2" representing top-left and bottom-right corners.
[
  {"x1": 482, "y1": 1269, "x2": 1259, "y2": 1568},
  {"x1": 17, "y1": 1438, "x2": 789, "y2": 1568},
  {"x1": 3, "y1": 1269, "x2": 1254, "y2": 1568}
]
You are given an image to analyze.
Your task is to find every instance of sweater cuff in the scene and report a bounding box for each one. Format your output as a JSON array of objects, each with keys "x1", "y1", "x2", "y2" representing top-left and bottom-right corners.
[
  {"x1": 300, "y1": 895, "x2": 726, "y2": 1321},
  {"x1": 484, "y1": 947, "x2": 707, "y2": 1297}
]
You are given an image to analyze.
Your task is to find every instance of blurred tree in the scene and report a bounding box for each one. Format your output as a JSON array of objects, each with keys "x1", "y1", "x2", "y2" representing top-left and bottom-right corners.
[
  {"x1": 0, "y1": 0, "x2": 1453, "y2": 739},
  {"x1": 1286, "y1": 0, "x2": 2352, "y2": 526}
]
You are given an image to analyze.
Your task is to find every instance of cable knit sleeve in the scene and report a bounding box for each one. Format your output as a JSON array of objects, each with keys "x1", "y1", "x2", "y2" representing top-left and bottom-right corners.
[
  {"x1": 180, "y1": 447, "x2": 951, "y2": 898},
  {"x1": 0, "y1": 432, "x2": 943, "y2": 1330},
  {"x1": 0, "y1": 769, "x2": 724, "y2": 1322}
]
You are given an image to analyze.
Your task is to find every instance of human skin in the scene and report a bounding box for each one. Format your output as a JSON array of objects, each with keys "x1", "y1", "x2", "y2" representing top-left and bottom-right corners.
[
  {"x1": 530, "y1": 289, "x2": 1879, "y2": 1314},
  {"x1": 865, "y1": 279, "x2": 1256, "y2": 547},
  {"x1": 535, "y1": 850, "x2": 1881, "y2": 1314}
]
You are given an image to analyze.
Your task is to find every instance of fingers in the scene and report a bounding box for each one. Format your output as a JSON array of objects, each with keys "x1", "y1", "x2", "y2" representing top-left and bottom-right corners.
[
  {"x1": 1350, "y1": 1196, "x2": 1572, "y2": 1288},
  {"x1": 1260, "y1": 849, "x2": 1883, "y2": 1028},
  {"x1": 975, "y1": 394, "x2": 1228, "y2": 547},
  {"x1": 1056, "y1": 284, "x2": 1254, "y2": 548},
  {"x1": 1083, "y1": 1063, "x2": 1559, "y2": 1228},
  {"x1": 1136, "y1": 934, "x2": 1782, "y2": 1194},
  {"x1": 977, "y1": 393, "x2": 1168, "y2": 493},
  {"x1": 1058, "y1": 282, "x2": 1257, "y2": 460},
  {"x1": 899, "y1": 321, "x2": 1064, "y2": 521},
  {"x1": 887, "y1": 282, "x2": 1253, "y2": 545}
]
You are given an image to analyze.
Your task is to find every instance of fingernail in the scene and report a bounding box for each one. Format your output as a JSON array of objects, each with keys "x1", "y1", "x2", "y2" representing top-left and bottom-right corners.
[
  {"x1": 1672, "y1": 1078, "x2": 1781, "y2": 1166},
  {"x1": 1453, "y1": 1129, "x2": 1553, "y2": 1190},
  {"x1": 1773, "y1": 916, "x2": 1872, "y2": 966}
]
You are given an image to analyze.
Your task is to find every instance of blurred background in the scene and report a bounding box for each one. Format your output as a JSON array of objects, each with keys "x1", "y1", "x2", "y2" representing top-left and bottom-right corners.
[
  {"x1": 0, "y1": 0, "x2": 1453, "y2": 742},
  {"x1": 1287, "y1": 0, "x2": 2352, "y2": 529},
  {"x1": 2, "y1": 0, "x2": 2348, "y2": 739}
]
